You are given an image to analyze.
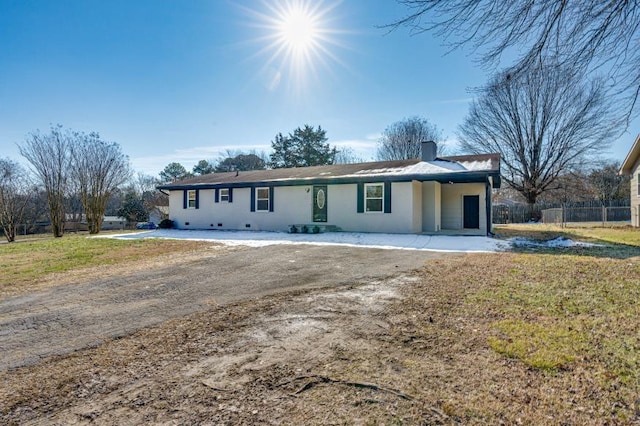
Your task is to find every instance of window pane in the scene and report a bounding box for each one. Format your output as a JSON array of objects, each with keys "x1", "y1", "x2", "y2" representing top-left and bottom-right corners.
[
  {"x1": 257, "y1": 199, "x2": 269, "y2": 211},
  {"x1": 366, "y1": 184, "x2": 383, "y2": 198},
  {"x1": 257, "y1": 188, "x2": 269, "y2": 199},
  {"x1": 366, "y1": 199, "x2": 383, "y2": 212},
  {"x1": 220, "y1": 188, "x2": 229, "y2": 201}
]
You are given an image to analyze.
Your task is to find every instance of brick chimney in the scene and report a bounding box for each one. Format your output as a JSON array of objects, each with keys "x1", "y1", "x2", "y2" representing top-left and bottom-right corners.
[{"x1": 421, "y1": 141, "x2": 437, "y2": 161}]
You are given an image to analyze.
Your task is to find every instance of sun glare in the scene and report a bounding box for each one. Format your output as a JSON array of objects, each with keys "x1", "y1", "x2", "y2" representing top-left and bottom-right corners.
[
  {"x1": 243, "y1": 0, "x2": 345, "y2": 93},
  {"x1": 277, "y1": 6, "x2": 318, "y2": 53}
]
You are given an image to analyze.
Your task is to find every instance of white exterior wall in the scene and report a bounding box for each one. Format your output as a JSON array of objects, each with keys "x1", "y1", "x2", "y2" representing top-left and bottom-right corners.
[
  {"x1": 631, "y1": 160, "x2": 640, "y2": 227},
  {"x1": 169, "y1": 182, "x2": 416, "y2": 233},
  {"x1": 411, "y1": 181, "x2": 422, "y2": 233},
  {"x1": 167, "y1": 181, "x2": 490, "y2": 235},
  {"x1": 327, "y1": 182, "x2": 415, "y2": 233},
  {"x1": 169, "y1": 187, "x2": 313, "y2": 232},
  {"x1": 421, "y1": 181, "x2": 441, "y2": 232},
  {"x1": 440, "y1": 183, "x2": 487, "y2": 235}
]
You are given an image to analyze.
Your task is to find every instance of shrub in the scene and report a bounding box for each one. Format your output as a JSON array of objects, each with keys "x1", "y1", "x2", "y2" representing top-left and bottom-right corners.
[{"x1": 158, "y1": 219, "x2": 174, "y2": 229}]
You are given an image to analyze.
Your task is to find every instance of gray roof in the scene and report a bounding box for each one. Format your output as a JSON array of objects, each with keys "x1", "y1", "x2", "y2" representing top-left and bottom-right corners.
[{"x1": 158, "y1": 154, "x2": 501, "y2": 190}]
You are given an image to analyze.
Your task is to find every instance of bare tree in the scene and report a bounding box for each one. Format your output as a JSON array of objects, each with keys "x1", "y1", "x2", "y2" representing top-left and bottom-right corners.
[
  {"x1": 19, "y1": 126, "x2": 73, "y2": 238},
  {"x1": 71, "y1": 133, "x2": 131, "y2": 234},
  {"x1": 376, "y1": 116, "x2": 443, "y2": 161},
  {"x1": 0, "y1": 158, "x2": 31, "y2": 242},
  {"x1": 458, "y1": 65, "x2": 618, "y2": 206},
  {"x1": 334, "y1": 147, "x2": 364, "y2": 164},
  {"x1": 588, "y1": 161, "x2": 630, "y2": 203},
  {"x1": 390, "y1": 0, "x2": 640, "y2": 118}
]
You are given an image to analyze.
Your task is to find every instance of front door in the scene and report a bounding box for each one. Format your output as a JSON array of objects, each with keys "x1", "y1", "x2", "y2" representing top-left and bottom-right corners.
[
  {"x1": 463, "y1": 195, "x2": 480, "y2": 229},
  {"x1": 313, "y1": 185, "x2": 327, "y2": 222}
]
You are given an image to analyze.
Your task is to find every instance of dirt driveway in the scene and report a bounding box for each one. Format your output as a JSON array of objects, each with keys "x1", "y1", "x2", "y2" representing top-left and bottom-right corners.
[{"x1": 0, "y1": 244, "x2": 447, "y2": 371}]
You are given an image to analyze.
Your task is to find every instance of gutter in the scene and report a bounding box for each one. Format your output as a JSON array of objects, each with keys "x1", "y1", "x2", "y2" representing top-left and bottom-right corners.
[{"x1": 157, "y1": 171, "x2": 502, "y2": 191}]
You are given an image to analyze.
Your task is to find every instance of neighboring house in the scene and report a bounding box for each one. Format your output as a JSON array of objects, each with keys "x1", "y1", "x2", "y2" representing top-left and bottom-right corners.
[
  {"x1": 61, "y1": 215, "x2": 127, "y2": 231},
  {"x1": 157, "y1": 142, "x2": 501, "y2": 235},
  {"x1": 620, "y1": 134, "x2": 640, "y2": 227},
  {"x1": 101, "y1": 216, "x2": 127, "y2": 230}
]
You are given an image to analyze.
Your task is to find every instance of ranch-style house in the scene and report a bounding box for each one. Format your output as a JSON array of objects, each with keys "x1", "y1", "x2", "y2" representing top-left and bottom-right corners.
[{"x1": 158, "y1": 142, "x2": 501, "y2": 235}]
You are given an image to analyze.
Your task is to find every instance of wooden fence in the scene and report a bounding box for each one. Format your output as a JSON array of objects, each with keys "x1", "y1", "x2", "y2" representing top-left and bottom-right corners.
[{"x1": 493, "y1": 200, "x2": 631, "y2": 224}]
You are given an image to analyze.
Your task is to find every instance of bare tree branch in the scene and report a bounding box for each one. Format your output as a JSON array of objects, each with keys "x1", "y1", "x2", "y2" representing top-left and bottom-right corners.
[
  {"x1": 0, "y1": 158, "x2": 31, "y2": 242},
  {"x1": 458, "y1": 64, "x2": 620, "y2": 205},
  {"x1": 19, "y1": 125, "x2": 73, "y2": 238},
  {"x1": 377, "y1": 116, "x2": 443, "y2": 161},
  {"x1": 389, "y1": 0, "x2": 640, "y2": 119},
  {"x1": 71, "y1": 133, "x2": 131, "y2": 234}
]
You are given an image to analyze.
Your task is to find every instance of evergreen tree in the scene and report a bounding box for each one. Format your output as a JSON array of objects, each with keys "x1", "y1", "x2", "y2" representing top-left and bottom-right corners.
[{"x1": 269, "y1": 125, "x2": 336, "y2": 168}]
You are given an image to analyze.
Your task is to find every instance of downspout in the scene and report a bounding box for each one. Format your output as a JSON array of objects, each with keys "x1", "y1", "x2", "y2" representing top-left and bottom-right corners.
[{"x1": 486, "y1": 177, "x2": 493, "y2": 236}]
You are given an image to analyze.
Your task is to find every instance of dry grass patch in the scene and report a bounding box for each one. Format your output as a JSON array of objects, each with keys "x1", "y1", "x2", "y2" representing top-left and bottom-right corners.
[
  {"x1": 1, "y1": 227, "x2": 639, "y2": 424},
  {"x1": 0, "y1": 235, "x2": 224, "y2": 299}
]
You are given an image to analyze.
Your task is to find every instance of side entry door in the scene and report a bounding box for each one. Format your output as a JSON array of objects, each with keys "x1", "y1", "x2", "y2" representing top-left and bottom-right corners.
[{"x1": 463, "y1": 195, "x2": 480, "y2": 229}]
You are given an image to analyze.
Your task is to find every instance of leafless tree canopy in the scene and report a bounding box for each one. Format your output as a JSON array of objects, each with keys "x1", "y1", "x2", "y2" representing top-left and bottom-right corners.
[
  {"x1": 334, "y1": 147, "x2": 364, "y2": 164},
  {"x1": 71, "y1": 133, "x2": 131, "y2": 234},
  {"x1": 377, "y1": 116, "x2": 443, "y2": 161},
  {"x1": 19, "y1": 126, "x2": 73, "y2": 238},
  {"x1": 458, "y1": 66, "x2": 619, "y2": 205},
  {"x1": 20, "y1": 126, "x2": 131, "y2": 237},
  {"x1": 391, "y1": 0, "x2": 640, "y2": 117},
  {"x1": 0, "y1": 158, "x2": 31, "y2": 242}
]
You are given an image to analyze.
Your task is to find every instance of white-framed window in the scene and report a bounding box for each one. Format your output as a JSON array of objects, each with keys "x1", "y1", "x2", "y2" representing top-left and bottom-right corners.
[
  {"x1": 365, "y1": 183, "x2": 383, "y2": 213},
  {"x1": 256, "y1": 187, "x2": 270, "y2": 211},
  {"x1": 220, "y1": 188, "x2": 230, "y2": 202},
  {"x1": 187, "y1": 190, "x2": 197, "y2": 209}
]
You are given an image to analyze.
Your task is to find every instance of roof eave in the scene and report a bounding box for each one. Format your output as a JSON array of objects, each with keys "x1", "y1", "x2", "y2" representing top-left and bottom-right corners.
[
  {"x1": 620, "y1": 133, "x2": 640, "y2": 175},
  {"x1": 156, "y1": 170, "x2": 501, "y2": 191}
]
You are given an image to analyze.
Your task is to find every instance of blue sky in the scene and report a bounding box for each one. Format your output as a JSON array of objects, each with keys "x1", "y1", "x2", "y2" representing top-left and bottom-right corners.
[{"x1": 1, "y1": 0, "x2": 637, "y2": 176}]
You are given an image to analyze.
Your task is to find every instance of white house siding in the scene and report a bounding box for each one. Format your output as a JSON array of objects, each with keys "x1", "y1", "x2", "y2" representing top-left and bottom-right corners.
[
  {"x1": 631, "y1": 160, "x2": 640, "y2": 227},
  {"x1": 327, "y1": 182, "x2": 416, "y2": 233},
  {"x1": 170, "y1": 187, "x2": 313, "y2": 231},
  {"x1": 168, "y1": 181, "x2": 489, "y2": 234},
  {"x1": 440, "y1": 183, "x2": 487, "y2": 235},
  {"x1": 421, "y1": 181, "x2": 441, "y2": 233},
  {"x1": 411, "y1": 181, "x2": 423, "y2": 233},
  {"x1": 169, "y1": 182, "x2": 419, "y2": 233}
]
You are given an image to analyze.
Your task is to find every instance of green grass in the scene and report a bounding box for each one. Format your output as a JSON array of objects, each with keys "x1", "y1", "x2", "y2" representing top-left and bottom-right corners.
[
  {"x1": 0, "y1": 234, "x2": 210, "y2": 299},
  {"x1": 494, "y1": 224, "x2": 640, "y2": 258},
  {"x1": 475, "y1": 226, "x2": 640, "y2": 383}
]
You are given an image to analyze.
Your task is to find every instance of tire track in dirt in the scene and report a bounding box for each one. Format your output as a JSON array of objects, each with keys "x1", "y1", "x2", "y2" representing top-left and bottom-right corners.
[{"x1": 0, "y1": 244, "x2": 445, "y2": 370}]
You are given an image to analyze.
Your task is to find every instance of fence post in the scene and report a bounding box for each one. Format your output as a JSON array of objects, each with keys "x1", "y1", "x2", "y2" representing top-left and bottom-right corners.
[{"x1": 602, "y1": 205, "x2": 606, "y2": 227}]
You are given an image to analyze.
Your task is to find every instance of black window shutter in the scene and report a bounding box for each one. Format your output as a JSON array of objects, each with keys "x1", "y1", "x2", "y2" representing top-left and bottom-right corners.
[
  {"x1": 356, "y1": 183, "x2": 364, "y2": 213},
  {"x1": 183, "y1": 190, "x2": 187, "y2": 209},
  {"x1": 250, "y1": 187, "x2": 256, "y2": 212},
  {"x1": 195, "y1": 190, "x2": 200, "y2": 209},
  {"x1": 384, "y1": 181, "x2": 392, "y2": 213},
  {"x1": 214, "y1": 188, "x2": 219, "y2": 203},
  {"x1": 228, "y1": 188, "x2": 233, "y2": 203},
  {"x1": 269, "y1": 186, "x2": 274, "y2": 212}
]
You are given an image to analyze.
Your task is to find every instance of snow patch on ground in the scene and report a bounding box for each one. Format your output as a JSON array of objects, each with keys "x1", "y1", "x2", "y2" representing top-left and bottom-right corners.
[
  {"x1": 104, "y1": 229, "x2": 509, "y2": 253},
  {"x1": 510, "y1": 236, "x2": 601, "y2": 248}
]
